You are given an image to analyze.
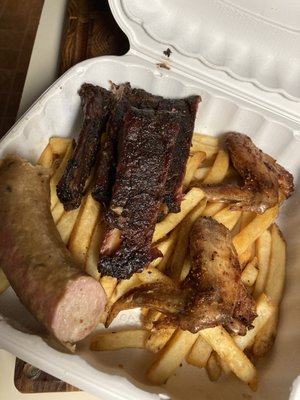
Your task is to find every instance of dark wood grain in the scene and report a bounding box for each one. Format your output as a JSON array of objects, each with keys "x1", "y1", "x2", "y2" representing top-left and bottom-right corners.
[
  {"x1": 14, "y1": 359, "x2": 79, "y2": 393},
  {"x1": 59, "y1": 0, "x2": 129, "y2": 74}
]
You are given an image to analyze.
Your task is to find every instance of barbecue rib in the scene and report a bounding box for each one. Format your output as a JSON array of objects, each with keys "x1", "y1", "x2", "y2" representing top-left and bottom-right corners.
[
  {"x1": 57, "y1": 83, "x2": 113, "y2": 210},
  {"x1": 198, "y1": 132, "x2": 294, "y2": 213},
  {"x1": 106, "y1": 217, "x2": 257, "y2": 334},
  {"x1": 91, "y1": 87, "x2": 129, "y2": 206},
  {"x1": 98, "y1": 106, "x2": 181, "y2": 279},
  {"x1": 92, "y1": 83, "x2": 200, "y2": 212}
]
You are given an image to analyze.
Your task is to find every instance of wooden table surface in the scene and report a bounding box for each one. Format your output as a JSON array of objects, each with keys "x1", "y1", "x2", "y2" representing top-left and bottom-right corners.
[{"x1": 14, "y1": 0, "x2": 128, "y2": 393}]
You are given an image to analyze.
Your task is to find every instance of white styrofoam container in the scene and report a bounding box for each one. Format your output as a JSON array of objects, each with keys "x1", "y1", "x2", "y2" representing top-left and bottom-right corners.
[{"x1": 1, "y1": 1, "x2": 300, "y2": 399}]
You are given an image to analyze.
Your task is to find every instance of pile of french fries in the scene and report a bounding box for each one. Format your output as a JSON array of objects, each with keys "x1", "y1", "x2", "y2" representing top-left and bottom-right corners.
[{"x1": 0, "y1": 133, "x2": 287, "y2": 391}]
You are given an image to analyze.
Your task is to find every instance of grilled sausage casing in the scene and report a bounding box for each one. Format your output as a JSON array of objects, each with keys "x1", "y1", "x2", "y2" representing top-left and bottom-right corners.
[{"x1": 0, "y1": 155, "x2": 106, "y2": 348}]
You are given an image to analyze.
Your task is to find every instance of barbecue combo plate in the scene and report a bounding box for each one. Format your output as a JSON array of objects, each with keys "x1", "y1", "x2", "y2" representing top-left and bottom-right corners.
[{"x1": 0, "y1": 1, "x2": 300, "y2": 399}]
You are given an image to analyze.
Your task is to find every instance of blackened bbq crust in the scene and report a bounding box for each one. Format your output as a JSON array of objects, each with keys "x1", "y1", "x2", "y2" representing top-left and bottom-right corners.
[
  {"x1": 98, "y1": 107, "x2": 181, "y2": 279},
  {"x1": 57, "y1": 84, "x2": 113, "y2": 210},
  {"x1": 199, "y1": 132, "x2": 294, "y2": 213},
  {"x1": 106, "y1": 217, "x2": 257, "y2": 334},
  {"x1": 92, "y1": 83, "x2": 201, "y2": 212}
]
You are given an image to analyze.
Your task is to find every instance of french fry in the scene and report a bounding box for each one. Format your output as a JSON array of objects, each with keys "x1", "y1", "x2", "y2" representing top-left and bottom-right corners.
[
  {"x1": 138, "y1": 268, "x2": 174, "y2": 286},
  {"x1": 147, "y1": 329, "x2": 199, "y2": 384},
  {"x1": 186, "y1": 334, "x2": 212, "y2": 368},
  {"x1": 191, "y1": 134, "x2": 219, "y2": 157},
  {"x1": 252, "y1": 224, "x2": 286, "y2": 357},
  {"x1": 166, "y1": 198, "x2": 207, "y2": 281},
  {"x1": 202, "y1": 201, "x2": 226, "y2": 217},
  {"x1": 234, "y1": 293, "x2": 275, "y2": 352},
  {"x1": 56, "y1": 208, "x2": 80, "y2": 244},
  {"x1": 241, "y1": 257, "x2": 258, "y2": 288},
  {"x1": 252, "y1": 311, "x2": 278, "y2": 357},
  {"x1": 192, "y1": 133, "x2": 219, "y2": 147},
  {"x1": 90, "y1": 329, "x2": 149, "y2": 351},
  {"x1": 183, "y1": 151, "x2": 206, "y2": 188},
  {"x1": 253, "y1": 229, "x2": 272, "y2": 298},
  {"x1": 149, "y1": 232, "x2": 177, "y2": 270},
  {"x1": 85, "y1": 221, "x2": 104, "y2": 279},
  {"x1": 37, "y1": 142, "x2": 54, "y2": 168},
  {"x1": 206, "y1": 352, "x2": 222, "y2": 382},
  {"x1": 100, "y1": 276, "x2": 118, "y2": 301},
  {"x1": 238, "y1": 211, "x2": 256, "y2": 265},
  {"x1": 190, "y1": 142, "x2": 219, "y2": 158},
  {"x1": 152, "y1": 188, "x2": 204, "y2": 243},
  {"x1": 68, "y1": 192, "x2": 101, "y2": 266},
  {"x1": 50, "y1": 140, "x2": 74, "y2": 210},
  {"x1": 108, "y1": 268, "x2": 172, "y2": 312},
  {"x1": 142, "y1": 309, "x2": 162, "y2": 330},
  {"x1": 49, "y1": 137, "x2": 72, "y2": 156},
  {"x1": 155, "y1": 228, "x2": 179, "y2": 273},
  {"x1": 203, "y1": 149, "x2": 230, "y2": 184},
  {"x1": 233, "y1": 205, "x2": 278, "y2": 256},
  {"x1": 0, "y1": 268, "x2": 10, "y2": 294},
  {"x1": 264, "y1": 224, "x2": 286, "y2": 306},
  {"x1": 218, "y1": 288, "x2": 272, "y2": 375},
  {"x1": 193, "y1": 166, "x2": 210, "y2": 181},
  {"x1": 145, "y1": 327, "x2": 176, "y2": 353},
  {"x1": 200, "y1": 326, "x2": 257, "y2": 389},
  {"x1": 51, "y1": 201, "x2": 65, "y2": 224},
  {"x1": 179, "y1": 257, "x2": 191, "y2": 282},
  {"x1": 213, "y1": 206, "x2": 241, "y2": 231}
]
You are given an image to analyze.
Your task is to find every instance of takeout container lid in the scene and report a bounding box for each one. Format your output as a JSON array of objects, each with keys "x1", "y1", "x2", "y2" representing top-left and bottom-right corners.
[
  {"x1": 0, "y1": 1, "x2": 300, "y2": 400},
  {"x1": 109, "y1": 0, "x2": 300, "y2": 127}
]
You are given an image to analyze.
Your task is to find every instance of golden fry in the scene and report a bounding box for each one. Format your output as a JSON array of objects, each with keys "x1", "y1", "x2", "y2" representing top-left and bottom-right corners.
[
  {"x1": 234, "y1": 293, "x2": 275, "y2": 352},
  {"x1": 206, "y1": 352, "x2": 222, "y2": 382},
  {"x1": 241, "y1": 257, "x2": 258, "y2": 288},
  {"x1": 167, "y1": 198, "x2": 206, "y2": 281},
  {"x1": 56, "y1": 208, "x2": 80, "y2": 244},
  {"x1": 138, "y1": 268, "x2": 174, "y2": 286},
  {"x1": 253, "y1": 229, "x2": 272, "y2": 298},
  {"x1": 186, "y1": 334, "x2": 212, "y2": 368},
  {"x1": 49, "y1": 140, "x2": 74, "y2": 210},
  {"x1": 203, "y1": 149, "x2": 230, "y2": 184},
  {"x1": 85, "y1": 221, "x2": 104, "y2": 280},
  {"x1": 90, "y1": 329, "x2": 149, "y2": 351},
  {"x1": 202, "y1": 201, "x2": 226, "y2": 217},
  {"x1": 155, "y1": 230, "x2": 179, "y2": 273},
  {"x1": 68, "y1": 192, "x2": 101, "y2": 266},
  {"x1": 152, "y1": 188, "x2": 204, "y2": 243},
  {"x1": 145, "y1": 327, "x2": 175, "y2": 353},
  {"x1": 147, "y1": 329, "x2": 199, "y2": 384},
  {"x1": 238, "y1": 211, "x2": 256, "y2": 265},
  {"x1": 264, "y1": 224, "x2": 286, "y2": 306},
  {"x1": 183, "y1": 151, "x2": 206, "y2": 188},
  {"x1": 100, "y1": 276, "x2": 118, "y2": 301},
  {"x1": 193, "y1": 166, "x2": 210, "y2": 181},
  {"x1": 149, "y1": 232, "x2": 178, "y2": 270},
  {"x1": 51, "y1": 201, "x2": 65, "y2": 224},
  {"x1": 233, "y1": 205, "x2": 278, "y2": 256},
  {"x1": 192, "y1": 133, "x2": 219, "y2": 147},
  {"x1": 49, "y1": 137, "x2": 72, "y2": 156},
  {"x1": 213, "y1": 206, "x2": 241, "y2": 231},
  {"x1": 252, "y1": 311, "x2": 278, "y2": 357},
  {"x1": 200, "y1": 326, "x2": 257, "y2": 389},
  {"x1": 37, "y1": 142, "x2": 53, "y2": 168},
  {"x1": 191, "y1": 134, "x2": 219, "y2": 158}
]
